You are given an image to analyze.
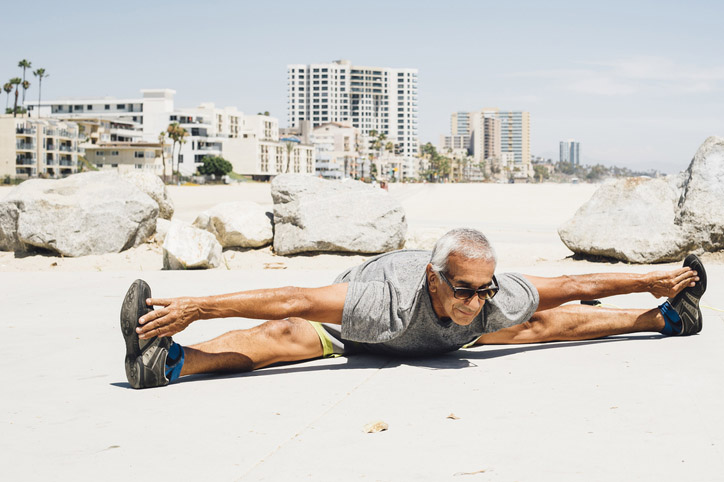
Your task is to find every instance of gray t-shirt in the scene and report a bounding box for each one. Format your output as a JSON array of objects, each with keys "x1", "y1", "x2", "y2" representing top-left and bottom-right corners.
[{"x1": 335, "y1": 250, "x2": 539, "y2": 356}]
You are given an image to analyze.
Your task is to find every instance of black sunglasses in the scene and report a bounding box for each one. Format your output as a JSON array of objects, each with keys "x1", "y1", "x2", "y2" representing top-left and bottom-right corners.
[{"x1": 438, "y1": 271, "x2": 499, "y2": 301}]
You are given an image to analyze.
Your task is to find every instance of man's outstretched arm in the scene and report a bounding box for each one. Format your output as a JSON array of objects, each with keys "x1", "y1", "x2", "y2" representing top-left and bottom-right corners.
[
  {"x1": 136, "y1": 283, "x2": 349, "y2": 339},
  {"x1": 526, "y1": 267, "x2": 698, "y2": 312}
]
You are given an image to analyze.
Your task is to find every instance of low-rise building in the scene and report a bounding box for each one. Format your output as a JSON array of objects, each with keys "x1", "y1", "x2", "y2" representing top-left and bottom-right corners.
[
  {"x1": 84, "y1": 142, "x2": 169, "y2": 176},
  {"x1": 0, "y1": 115, "x2": 79, "y2": 179},
  {"x1": 310, "y1": 122, "x2": 365, "y2": 180},
  {"x1": 31, "y1": 89, "x2": 315, "y2": 179},
  {"x1": 223, "y1": 115, "x2": 314, "y2": 180}
]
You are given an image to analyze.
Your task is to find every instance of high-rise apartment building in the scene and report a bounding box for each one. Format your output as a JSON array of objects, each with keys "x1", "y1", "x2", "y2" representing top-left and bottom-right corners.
[
  {"x1": 445, "y1": 108, "x2": 531, "y2": 178},
  {"x1": 287, "y1": 60, "x2": 419, "y2": 178},
  {"x1": 469, "y1": 109, "x2": 501, "y2": 164},
  {"x1": 450, "y1": 112, "x2": 471, "y2": 136},
  {"x1": 560, "y1": 139, "x2": 580, "y2": 165},
  {"x1": 497, "y1": 110, "x2": 530, "y2": 176}
]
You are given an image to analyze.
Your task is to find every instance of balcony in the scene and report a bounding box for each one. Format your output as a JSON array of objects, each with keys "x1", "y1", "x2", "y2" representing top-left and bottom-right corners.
[
  {"x1": 16, "y1": 157, "x2": 36, "y2": 165},
  {"x1": 16, "y1": 127, "x2": 36, "y2": 135},
  {"x1": 46, "y1": 159, "x2": 57, "y2": 166},
  {"x1": 59, "y1": 145, "x2": 73, "y2": 152},
  {"x1": 59, "y1": 160, "x2": 74, "y2": 167},
  {"x1": 196, "y1": 145, "x2": 221, "y2": 151},
  {"x1": 16, "y1": 141, "x2": 36, "y2": 150}
]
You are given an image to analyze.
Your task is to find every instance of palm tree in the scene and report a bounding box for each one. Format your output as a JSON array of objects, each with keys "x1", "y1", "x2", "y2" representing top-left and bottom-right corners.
[
  {"x1": 32, "y1": 68, "x2": 48, "y2": 118},
  {"x1": 3, "y1": 83, "x2": 12, "y2": 112},
  {"x1": 21, "y1": 80, "x2": 30, "y2": 113},
  {"x1": 158, "y1": 131, "x2": 168, "y2": 182},
  {"x1": 9, "y1": 78, "x2": 21, "y2": 117},
  {"x1": 166, "y1": 122, "x2": 188, "y2": 183},
  {"x1": 18, "y1": 59, "x2": 31, "y2": 103},
  {"x1": 284, "y1": 141, "x2": 295, "y2": 173}
]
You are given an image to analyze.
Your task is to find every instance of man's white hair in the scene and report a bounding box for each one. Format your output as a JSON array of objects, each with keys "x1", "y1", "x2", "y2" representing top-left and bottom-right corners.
[{"x1": 429, "y1": 228, "x2": 497, "y2": 273}]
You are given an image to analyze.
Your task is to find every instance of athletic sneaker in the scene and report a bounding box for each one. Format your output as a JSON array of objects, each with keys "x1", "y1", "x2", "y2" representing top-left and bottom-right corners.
[
  {"x1": 667, "y1": 254, "x2": 707, "y2": 336},
  {"x1": 120, "y1": 279, "x2": 172, "y2": 389}
]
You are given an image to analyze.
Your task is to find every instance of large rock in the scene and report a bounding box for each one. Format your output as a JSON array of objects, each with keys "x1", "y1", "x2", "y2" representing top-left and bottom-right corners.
[
  {"x1": 122, "y1": 171, "x2": 174, "y2": 220},
  {"x1": 559, "y1": 136, "x2": 724, "y2": 263},
  {"x1": 272, "y1": 174, "x2": 407, "y2": 255},
  {"x1": 154, "y1": 218, "x2": 172, "y2": 244},
  {"x1": 163, "y1": 221, "x2": 222, "y2": 269},
  {"x1": 193, "y1": 201, "x2": 272, "y2": 248},
  {"x1": 0, "y1": 171, "x2": 158, "y2": 256},
  {"x1": 676, "y1": 137, "x2": 724, "y2": 250}
]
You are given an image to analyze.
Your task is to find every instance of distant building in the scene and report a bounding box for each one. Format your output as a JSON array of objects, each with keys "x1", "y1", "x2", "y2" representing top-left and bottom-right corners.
[
  {"x1": 469, "y1": 109, "x2": 501, "y2": 165},
  {"x1": 0, "y1": 115, "x2": 79, "y2": 178},
  {"x1": 439, "y1": 134, "x2": 470, "y2": 151},
  {"x1": 310, "y1": 122, "x2": 366, "y2": 180},
  {"x1": 560, "y1": 139, "x2": 580, "y2": 165},
  {"x1": 223, "y1": 115, "x2": 315, "y2": 179},
  {"x1": 287, "y1": 60, "x2": 419, "y2": 179},
  {"x1": 445, "y1": 108, "x2": 531, "y2": 179},
  {"x1": 85, "y1": 142, "x2": 168, "y2": 176},
  {"x1": 29, "y1": 89, "x2": 314, "y2": 178},
  {"x1": 450, "y1": 112, "x2": 471, "y2": 136}
]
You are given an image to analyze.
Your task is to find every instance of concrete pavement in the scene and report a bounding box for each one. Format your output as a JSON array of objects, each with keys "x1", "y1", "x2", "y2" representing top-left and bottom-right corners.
[{"x1": 2, "y1": 265, "x2": 723, "y2": 481}]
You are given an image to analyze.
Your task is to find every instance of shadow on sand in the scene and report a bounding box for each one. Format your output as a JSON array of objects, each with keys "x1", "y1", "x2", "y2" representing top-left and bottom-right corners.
[{"x1": 110, "y1": 333, "x2": 663, "y2": 389}]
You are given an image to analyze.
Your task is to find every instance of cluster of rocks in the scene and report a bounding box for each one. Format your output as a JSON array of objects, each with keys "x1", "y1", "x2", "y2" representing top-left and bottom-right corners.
[
  {"x1": 0, "y1": 172, "x2": 407, "y2": 270},
  {"x1": 559, "y1": 136, "x2": 724, "y2": 263},
  {"x1": 0, "y1": 171, "x2": 171, "y2": 257}
]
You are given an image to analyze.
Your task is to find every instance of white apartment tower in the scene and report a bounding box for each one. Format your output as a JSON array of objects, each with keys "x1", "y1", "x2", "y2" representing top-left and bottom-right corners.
[
  {"x1": 287, "y1": 60, "x2": 419, "y2": 178},
  {"x1": 468, "y1": 108, "x2": 530, "y2": 178}
]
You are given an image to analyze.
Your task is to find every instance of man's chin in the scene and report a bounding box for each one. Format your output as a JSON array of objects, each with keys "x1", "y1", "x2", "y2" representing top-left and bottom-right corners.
[{"x1": 451, "y1": 308, "x2": 477, "y2": 326}]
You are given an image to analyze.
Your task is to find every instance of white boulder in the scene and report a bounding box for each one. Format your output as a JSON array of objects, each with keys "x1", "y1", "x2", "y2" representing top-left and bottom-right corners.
[
  {"x1": 122, "y1": 171, "x2": 175, "y2": 220},
  {"x1": 162, "y1": 221, "x2": 222, "y2": 270},
  {"x1": 559, "y1": 136, "x2": 724, "y2": 262},
  {"x1": 272, "y1": 174, "x2": 407, "y2": 255},
  {"x1": 0, "y1": 171, "x2": 157, "y2": 256},
  {"x1": 193, "y1": 201, "x2": 272, "y2": 248}
]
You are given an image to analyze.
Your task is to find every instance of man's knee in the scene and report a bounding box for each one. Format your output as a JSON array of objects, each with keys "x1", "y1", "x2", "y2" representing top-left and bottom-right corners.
[
  {"x1": 516, "y1": 314, "x2": 550, "y2": 342},
  {"x1": 260, "y1": 318, "x2": 318, "y2": 349}
]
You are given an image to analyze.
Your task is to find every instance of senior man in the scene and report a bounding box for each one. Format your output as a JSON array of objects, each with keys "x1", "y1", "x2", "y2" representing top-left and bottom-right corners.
[{"x1": 120, "y1": 228, "x2": 706, "y2": 389}]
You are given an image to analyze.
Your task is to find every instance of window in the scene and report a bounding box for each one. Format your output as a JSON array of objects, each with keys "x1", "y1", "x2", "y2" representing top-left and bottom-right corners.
[
  {"x1": 87, "y1": 105, "x2": 93, "y2": 110},
  {"x1": 111, "y1": 164, "x2": 118, "y2": 168},
  {"x1": 135, "y1": 164, "x2": 142, "y2": 169},
  {"x1": 117, "y1": 104, "x2": 125, "y2": 109},
  {"x1": 134, "y1": 151, "x2": 145, "y2": 158}
]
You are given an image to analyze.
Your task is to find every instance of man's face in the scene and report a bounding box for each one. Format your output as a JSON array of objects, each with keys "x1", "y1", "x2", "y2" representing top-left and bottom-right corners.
[{"x1": 427, "y1": 252, "x2": 496, "y2": 326}]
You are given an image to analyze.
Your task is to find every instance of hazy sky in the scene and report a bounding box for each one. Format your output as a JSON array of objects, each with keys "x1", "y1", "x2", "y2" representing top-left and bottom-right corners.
[{"x1": 2, "y1": 0, "x2": 722, "y2": 173}]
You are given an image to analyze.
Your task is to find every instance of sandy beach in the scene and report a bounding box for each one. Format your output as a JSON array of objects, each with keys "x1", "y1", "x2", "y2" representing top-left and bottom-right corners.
[
  {"x1": 3, "y1": 180, "x2": 724, "y2": 481},
  {"x1": 1, "y1": 181, "x2": 681, "y2": 274}
]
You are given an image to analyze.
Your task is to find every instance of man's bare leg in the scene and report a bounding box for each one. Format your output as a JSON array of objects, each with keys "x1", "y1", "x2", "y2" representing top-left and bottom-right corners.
[
  {"x1": 180, "y1": 317, "x2": 324, "y2": 376},
  {"x1": 479, "y1": 305, "x2": 664, "y2": 345},
  {"x1": 525, "y1": 267, "x2": 698, "y2": 312}
]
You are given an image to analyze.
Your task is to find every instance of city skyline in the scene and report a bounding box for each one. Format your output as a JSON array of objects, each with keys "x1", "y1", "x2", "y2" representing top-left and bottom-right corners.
[{"x1": 2, "y1": 0, "x2": 723, "y2": 174}]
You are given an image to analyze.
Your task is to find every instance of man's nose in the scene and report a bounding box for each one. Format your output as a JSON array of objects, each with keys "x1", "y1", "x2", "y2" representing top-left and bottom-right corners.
[{"x1": 464, "y1": 295, "x2": 484, "y2": 309}]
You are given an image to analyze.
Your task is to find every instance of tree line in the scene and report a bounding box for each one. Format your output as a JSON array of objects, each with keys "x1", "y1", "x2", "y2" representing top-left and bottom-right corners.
[{"x1": 4, "y1": 59, "x2": 48, "y2": 117}]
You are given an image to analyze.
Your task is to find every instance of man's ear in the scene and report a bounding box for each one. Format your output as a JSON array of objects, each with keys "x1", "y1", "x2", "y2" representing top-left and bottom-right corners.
[{"x1": 426, "y1": 264, "x2": 438, "y2": 292}]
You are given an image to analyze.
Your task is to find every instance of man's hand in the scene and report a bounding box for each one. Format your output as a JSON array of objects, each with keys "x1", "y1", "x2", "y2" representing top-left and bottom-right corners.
[
  {"x1": 647, "y1": 267, "x2": 699, "y2": 298},
  {"x1": 137, "y1": 297, "x2": 199, "y2": 339}
]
